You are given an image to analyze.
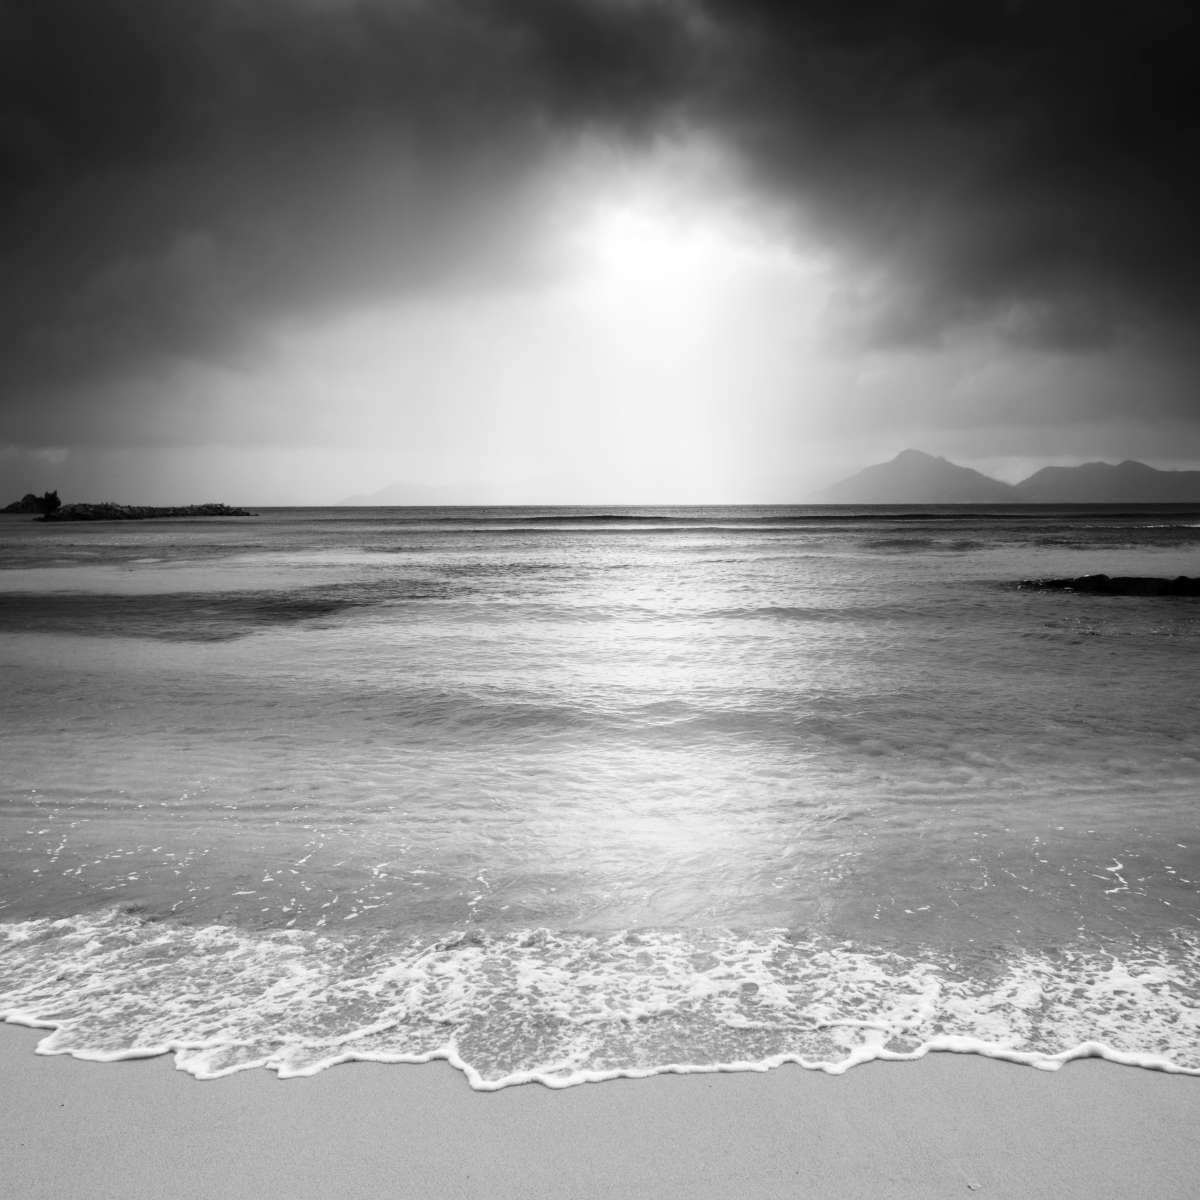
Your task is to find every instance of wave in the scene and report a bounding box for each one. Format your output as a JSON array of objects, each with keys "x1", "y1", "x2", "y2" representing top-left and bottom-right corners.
[
  {"x1": 377, "y1": 523, "x2": 838, "y2": 536},
  {"x1": 521, "y1": 514, "x2": 719, "y2": 524},
  {"x1": 337, "y1": 506, "x2": 1200, "y2": 528},
  {"x1": 0, "y1": 583, "x2": 911, "y2": 644},
  {"x1": 3, "y1": 912, "x2": 1197, "y2": 1088},
  {"x1": 0, "y1": 583, "x2": 446, "y2": 643},
  {"x1": 860, "y1": 537, "x2": 986, "y2": 553},
  {"x1": 703, "y1": 603, "x2": 894, "y2": 624},
  {"x1": 861, "y1": 537, "x2": 938, "y2": 552}
]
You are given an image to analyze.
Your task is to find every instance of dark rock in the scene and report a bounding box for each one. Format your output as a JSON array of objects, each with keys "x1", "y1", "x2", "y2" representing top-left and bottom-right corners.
[
  {"x1": 1019, "y1": 574, "x2": 1200, "y2": 596},
  {"x1": 2, "y1": 493, "x2": 41, "y2": 514},
  {"x1": 3, "y1": 490, "x2": 60, "y2": 514}
]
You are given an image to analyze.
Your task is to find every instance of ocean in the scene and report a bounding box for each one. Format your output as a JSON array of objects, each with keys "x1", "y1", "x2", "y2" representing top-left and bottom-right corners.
[{"x1": 1, "y1": 505, "x2": 1198, "y2": 1088}]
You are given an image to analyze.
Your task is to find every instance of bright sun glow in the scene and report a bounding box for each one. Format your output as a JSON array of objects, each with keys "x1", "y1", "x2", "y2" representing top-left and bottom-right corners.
[
  {"x1": 573, "y1": 199, "x2": 790, "y2": 314},
  {"x1": 558, "y1": 151, "x2": 834, "y2": 333},
  {"x1": 585, "y1": 205, "x2": 737, "y2": 281}
]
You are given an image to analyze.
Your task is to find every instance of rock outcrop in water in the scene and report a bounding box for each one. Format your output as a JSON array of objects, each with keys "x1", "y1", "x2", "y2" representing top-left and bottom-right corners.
[
  {"x1": 3, "y1": 490, "x2": 61, "y2": 514},
  {"x1": 40, "y1": 502, "x2": 254, "y2": 521},
  {"x1": 1019, "y1": 574, "x2": 1200, "y2": 596}
]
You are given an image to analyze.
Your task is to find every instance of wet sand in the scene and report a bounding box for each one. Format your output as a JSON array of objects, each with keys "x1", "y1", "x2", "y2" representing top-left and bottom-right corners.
[{"x1": 3, "y1": 1026, "x2": 1198, "y2": 1199}]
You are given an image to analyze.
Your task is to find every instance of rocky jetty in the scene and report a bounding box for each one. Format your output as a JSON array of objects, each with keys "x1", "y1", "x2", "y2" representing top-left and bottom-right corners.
[
  {"x1": 1019, "y1": 574, "x2": 1200, "y2": 596},
  {"x1": 40, "y1": 502, "x2": 254, "y2": 522}
]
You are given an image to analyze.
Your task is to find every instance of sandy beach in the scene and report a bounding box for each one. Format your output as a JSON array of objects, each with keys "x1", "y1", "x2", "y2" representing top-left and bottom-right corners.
[{"x1": 3, "y1": 1027, "x2": 1198, "y2": 1200}]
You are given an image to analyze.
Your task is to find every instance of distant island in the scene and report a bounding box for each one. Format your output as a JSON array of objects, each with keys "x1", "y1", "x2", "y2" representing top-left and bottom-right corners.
[
  {"x1": 3, "y1": 494, "x2": 254, "y2": 520},
  {"x1": 1015, "y1": 460, "x2": 1200, "y2": 503},
  {"x1": 825, "y1": 449, "x2": 1200, "y2": 504}
]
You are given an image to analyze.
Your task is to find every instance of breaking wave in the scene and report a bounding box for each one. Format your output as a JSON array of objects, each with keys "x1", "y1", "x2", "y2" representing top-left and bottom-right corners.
[{"x1": 3, "y1": 912, "x2": 1197, "y2": 1089}]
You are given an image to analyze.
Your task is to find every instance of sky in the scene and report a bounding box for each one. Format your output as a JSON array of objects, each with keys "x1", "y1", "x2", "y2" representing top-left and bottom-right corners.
[{"x1": 2, "y1": 0, "x2": 1198, "y2": 504}]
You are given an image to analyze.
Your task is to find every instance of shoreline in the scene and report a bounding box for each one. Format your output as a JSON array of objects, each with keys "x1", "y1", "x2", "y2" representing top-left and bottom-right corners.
[{"x1": 4, "y1": 1027, "x2": 1199, "y2": 1199}]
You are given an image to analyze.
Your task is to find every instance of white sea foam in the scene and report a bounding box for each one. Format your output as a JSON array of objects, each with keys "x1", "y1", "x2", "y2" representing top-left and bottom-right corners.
[{"x1": 2, "y1": 912, "x2": 1197, "y2": 1089}]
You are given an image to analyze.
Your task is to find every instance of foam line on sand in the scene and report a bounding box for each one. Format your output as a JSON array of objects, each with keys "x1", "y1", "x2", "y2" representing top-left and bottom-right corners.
[{"x1": 3, "y1": 1026, "x2": 1199, "y2": 1199}]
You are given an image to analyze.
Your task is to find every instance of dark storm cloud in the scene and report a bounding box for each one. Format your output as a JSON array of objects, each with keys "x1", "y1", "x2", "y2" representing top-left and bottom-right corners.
[
  {"x1": 0, "y1": 0, "x2": 698, "y2": 442},
  {"x1": 699, "y1": 0, "x2": 1200, "y2": 353},
  {"x1": 2, "y1": 0, "x2": 1198, "y2": 445}
]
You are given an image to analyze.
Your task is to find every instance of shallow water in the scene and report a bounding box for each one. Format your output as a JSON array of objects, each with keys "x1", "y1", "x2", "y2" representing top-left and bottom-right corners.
[{"x1": 2, "y1": 505, "x2": 1198, "y2": 1086}]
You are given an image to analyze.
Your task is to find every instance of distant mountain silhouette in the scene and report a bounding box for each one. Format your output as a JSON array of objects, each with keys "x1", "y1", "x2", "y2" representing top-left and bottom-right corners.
[
  {"x1": 825, "y1": 450, "x2": 1200, "y2": 503},
  {"x1": 1015, "y1": 460, "x2": 1200, "y2": 502},
  {"x1": 823, "y1": 449, "x2": 1018, "y2": 503}
]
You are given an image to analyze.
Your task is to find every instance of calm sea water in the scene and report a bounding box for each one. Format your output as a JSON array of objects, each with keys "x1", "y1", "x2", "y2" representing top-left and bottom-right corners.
[{"x1": 1, "y1": 505, "x2": 1198, "y2": 1087}]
